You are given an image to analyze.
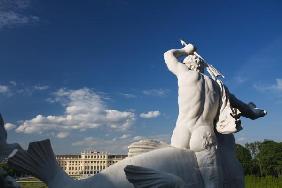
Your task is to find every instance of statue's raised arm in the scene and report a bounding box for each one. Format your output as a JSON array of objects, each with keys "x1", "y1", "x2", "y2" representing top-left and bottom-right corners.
[{"x1": 164, "y1": 43, "x2": 196, "y2": 76}]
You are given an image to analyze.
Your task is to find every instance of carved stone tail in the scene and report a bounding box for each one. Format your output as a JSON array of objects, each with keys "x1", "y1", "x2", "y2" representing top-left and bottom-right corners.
[
  {"x1": 8, "y1": 139, "x2": 63, "y2": 184},
  {"x1": 124, "y1": 165, "x2": 190, "y2": 188}
]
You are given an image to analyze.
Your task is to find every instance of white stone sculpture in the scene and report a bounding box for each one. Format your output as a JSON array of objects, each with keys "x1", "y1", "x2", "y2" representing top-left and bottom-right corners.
[
  {"x1": 128, "y1": 139, "x2": 168, "y2": 157},
  {"x1": 164, "y1": 41, "x2": 266, "y2": 188},
  {"x1": 6, "y1": 41, "x2": 267, "y2": 188},
  {"x1": 9, "y1": 139, "x2": 206, "y2": 188}
]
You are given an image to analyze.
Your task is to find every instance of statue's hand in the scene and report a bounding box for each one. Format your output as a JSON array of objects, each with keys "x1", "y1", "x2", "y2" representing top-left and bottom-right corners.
[
  {"x1": 248, "y1": 102, "x2": 267, "y2": 120},
  {"x1": 183, "y1": 43, "x2": 196, "y2": 55}
]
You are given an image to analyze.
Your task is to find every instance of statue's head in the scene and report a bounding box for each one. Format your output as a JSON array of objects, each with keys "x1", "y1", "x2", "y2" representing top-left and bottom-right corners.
[{"x1": 183, "y1": 54, "x2": 205, "y2": 73}]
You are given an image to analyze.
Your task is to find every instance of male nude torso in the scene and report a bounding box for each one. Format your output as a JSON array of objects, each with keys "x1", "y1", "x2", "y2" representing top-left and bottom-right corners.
[
  {"x1": 171, "y1": 70, "x2": 220, "y2": 152},
  {"x1": 164, "y1": 47, "x2": 223, "y2": 188}
]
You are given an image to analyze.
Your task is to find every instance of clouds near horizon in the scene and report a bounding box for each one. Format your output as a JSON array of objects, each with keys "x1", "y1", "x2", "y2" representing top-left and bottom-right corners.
[
  {"x1": 140, "y1": 110, "x2": 161, "y2": 119},
  {"x1": 15, "y1": 88, "x2": 136, "y2": 135}
]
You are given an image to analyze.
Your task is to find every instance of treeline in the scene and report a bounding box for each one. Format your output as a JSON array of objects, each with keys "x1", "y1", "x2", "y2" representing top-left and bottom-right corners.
[{"x1": 235, "y1": 140, "x2": 282, "y2": 177}]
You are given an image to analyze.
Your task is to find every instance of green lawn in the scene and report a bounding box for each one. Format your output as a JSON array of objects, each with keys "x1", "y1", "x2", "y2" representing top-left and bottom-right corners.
[
  {"x1": 18, "y1": 176, "x2": 282, "y2": 188},
  {"x1": 245, "y1": 175, "x2": 282, "y2": 188},
  {"x1": 19, "y1": 182, "x2": 47, "y2": 188}
]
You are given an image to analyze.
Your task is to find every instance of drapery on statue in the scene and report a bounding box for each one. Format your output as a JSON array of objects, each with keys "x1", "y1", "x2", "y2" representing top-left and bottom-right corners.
[
  {"x1": 164, "y1": 41, "x2": 266, "y2": 187},
  {"x1": 6, "y1": 41, "x2": 267, "y2": 188}
]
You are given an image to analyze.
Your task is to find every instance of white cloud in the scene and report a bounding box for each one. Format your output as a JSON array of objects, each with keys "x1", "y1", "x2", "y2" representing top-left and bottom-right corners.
[
  {"x1": 0, "y1": 0, "x2": 39, "y2": 29},
  {"x1": 16, "y1": 88, "x2": 135, "y2": 134},
  {"x1": 142, "y1": 89, "x2": 169, "y2": 97},
  {"x1": 133, "y1": 136, "x2": 144, "y2": 141},
  {"x1": 254, "y1": 78, "x2": 282, "y2": 92},
  {"x1": 274, "y1": 79, "x2": 282, "y2": 91},
  {"x1": 33, "y1": 85, "x2": 49, "y2": 91},
  {"x1": 119, "y1": 93, "x2": 136, "y2": 98},
  {"x1": 140, "y1": 110, "x2": 161, "y2": 119},
  {"x1": 56, "y1": 132, "x2": 69, "y2": 139},
  {"x1": 0, "y1": 85, "x2": 9, "y2": 93},
  {"x1": 120, "y1": 134, "x2": 131, "y2": 139},
  {"x1": 4, "y1": 123, "x2": 16, "y2": 131},
  {"x1": 72, "y1": 137, "x2": 96, "y2": 146}
]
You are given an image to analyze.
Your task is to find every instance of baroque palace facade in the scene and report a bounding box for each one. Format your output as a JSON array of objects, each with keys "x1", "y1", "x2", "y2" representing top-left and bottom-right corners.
[{"x1": 56, "y1": 150, "x2": 127, "y2": 178}]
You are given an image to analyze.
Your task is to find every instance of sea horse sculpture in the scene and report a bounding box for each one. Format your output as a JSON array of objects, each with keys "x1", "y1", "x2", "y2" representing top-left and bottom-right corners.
[
  {"x1": 9, "y1": 139, "x2": 205, "y2": 188},
  {"x1": 6, "y1": 41, "x2": 267, "y2": 188}
]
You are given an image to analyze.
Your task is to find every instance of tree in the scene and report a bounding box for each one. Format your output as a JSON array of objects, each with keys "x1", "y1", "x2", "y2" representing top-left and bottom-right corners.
[
  {"x1": 256, "y1": 140, "x2": 282, "y2": 176},
  {"x1": 245, "y1": 141, "x2": 262, "y2": 176},
  {"x1": 235, "y1": 144, "x2": 252, "y2": 174},
  {"x1": 245, "y1": 141, "x2": 261, "y2": 159}
]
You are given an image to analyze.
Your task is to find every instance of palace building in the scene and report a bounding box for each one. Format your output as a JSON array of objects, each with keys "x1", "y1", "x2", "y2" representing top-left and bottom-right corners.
[{"x1": 56, "y1": 150, "x2": 127, "y2": 178}]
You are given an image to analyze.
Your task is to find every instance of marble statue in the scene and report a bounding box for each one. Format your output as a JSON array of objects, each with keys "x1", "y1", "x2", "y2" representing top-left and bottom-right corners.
[
  {"x1": 6, "y1": 41, "x2": 267, "y2": 188},
  {"x1": 163, "y1": 41, "x2": 266, "y2": 188}
]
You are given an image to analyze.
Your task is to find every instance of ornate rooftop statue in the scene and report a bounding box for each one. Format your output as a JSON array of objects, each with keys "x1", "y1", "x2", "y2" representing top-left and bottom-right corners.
[{"x1": 6, "y1": 41, "x2": 266, "y2": 188}]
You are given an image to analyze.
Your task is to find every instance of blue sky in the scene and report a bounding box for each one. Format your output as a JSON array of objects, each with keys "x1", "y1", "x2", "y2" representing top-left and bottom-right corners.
[{"x1": 0, "y1": 0, "x2": 282, "y2": 154}]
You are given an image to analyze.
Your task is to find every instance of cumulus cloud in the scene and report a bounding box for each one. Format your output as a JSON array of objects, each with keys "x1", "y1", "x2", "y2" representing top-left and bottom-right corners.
[
  {"x1": 0, "y1": 85, "x2": 9, "y2": 93},
  {"x1": 4, "y1": 123, "x2": 16, "y2": 131},
  {"x1": 0, "y1": 0, "x2": 39, "y2": 29},
  {"x1": 142, "y1": 89, "x2": 169, "y2": 97},
  {"x1": 16, "y1": 88, "x2": 135, "y2": 134},
  {"x1": 140, "y1": 110, "x2": 161, "y2": 119}
]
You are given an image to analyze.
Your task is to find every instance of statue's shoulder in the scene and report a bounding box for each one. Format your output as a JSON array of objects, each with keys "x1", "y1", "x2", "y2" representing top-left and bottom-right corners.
[{"x1": 178, "y1": 70, "x2": 202, "y2": 81}]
